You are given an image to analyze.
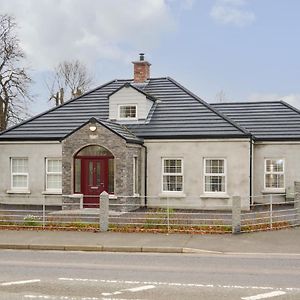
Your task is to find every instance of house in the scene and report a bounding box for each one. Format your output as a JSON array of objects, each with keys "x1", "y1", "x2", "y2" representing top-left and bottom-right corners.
[{"x1": 1, "y1": 54, "x2": 300, "y2": 210}]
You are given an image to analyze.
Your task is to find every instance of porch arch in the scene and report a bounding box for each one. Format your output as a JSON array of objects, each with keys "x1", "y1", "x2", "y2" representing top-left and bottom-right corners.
[{"x1": 74, "y1": 145, "x2": 115, "y2": 203}]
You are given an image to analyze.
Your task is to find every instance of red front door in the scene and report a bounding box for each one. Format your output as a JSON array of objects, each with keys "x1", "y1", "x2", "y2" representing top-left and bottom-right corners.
[{"x1": 81, "y1": 158, "x2": 108, "y2": 207}]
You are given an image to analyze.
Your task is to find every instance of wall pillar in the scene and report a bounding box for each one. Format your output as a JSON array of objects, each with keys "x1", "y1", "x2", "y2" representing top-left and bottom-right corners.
[
  {"x1": 232, "y1": 196, "x2": 241, "y2": 234},
  {"x1": 99, "y1": 191, "x2": 109, "y2": 231},
  {"x1": 294, "y1": 182, "x2": 300, "y2": 226}
]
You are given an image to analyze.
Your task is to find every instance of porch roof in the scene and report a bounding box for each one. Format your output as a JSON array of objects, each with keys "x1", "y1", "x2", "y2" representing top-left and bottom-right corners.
[{"x1": 61, "y1": 117, "x2": 143, "y2": 145}]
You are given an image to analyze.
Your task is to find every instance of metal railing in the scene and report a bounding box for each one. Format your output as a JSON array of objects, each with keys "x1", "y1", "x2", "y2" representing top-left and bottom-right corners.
[
  {"x1": 108, "y1": 200, "x2": 233, "y2": 234},
  {"x1": 0, "y1": 193, "x2": 299, "y2": 234},
  {"x1": 240, "y1": 193, "x2": 299, "y2": 233}
]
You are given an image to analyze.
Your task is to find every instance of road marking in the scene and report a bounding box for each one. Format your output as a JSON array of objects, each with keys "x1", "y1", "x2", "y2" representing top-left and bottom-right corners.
[
  {"x1": 58, "y1": 278, "x2": 300, "y2": 292},
  {"x1": 102, "y1": 284, "x2": 155, "y2": 296},
  {"x1": 1, "y1": 279, "x2": 41, "y2": 286},
  {"x1": 241, "y1": 291, "x2": 287, "y2": 300},
  {"x1": 25, "y1": 295, "x2": 141, "y2": 300},
  {"x1": 127, "y1": 285, "x2": 155, "y2": 292}
]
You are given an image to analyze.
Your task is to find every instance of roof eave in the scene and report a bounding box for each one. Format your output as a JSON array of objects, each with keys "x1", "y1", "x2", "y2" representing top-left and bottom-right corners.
[
  {"x1": 0, "y1": 137, "x2": 61, "y2": 142},
  {"x1": 139, "y1": 133, "x2": 251, "y2": 140},
  {"x1": 255, "y1": 137, "x2": 300, "y2": 142}
]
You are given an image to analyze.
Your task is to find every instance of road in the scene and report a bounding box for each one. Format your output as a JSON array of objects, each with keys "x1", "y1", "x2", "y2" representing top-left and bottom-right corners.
[{"x1": 0, "y1": 250, "x2": 299, "y2": 299}]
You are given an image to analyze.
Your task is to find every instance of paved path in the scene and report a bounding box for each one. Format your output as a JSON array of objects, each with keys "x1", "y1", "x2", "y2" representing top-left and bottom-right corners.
[{"x1": 0, "y1": 227, "x2": 299, "y2": 254}]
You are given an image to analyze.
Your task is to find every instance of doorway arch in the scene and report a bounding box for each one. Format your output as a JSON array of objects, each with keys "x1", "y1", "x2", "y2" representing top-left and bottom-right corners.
[{"x1": 74, "y1": 145, "x2": 114, "y2": 207}]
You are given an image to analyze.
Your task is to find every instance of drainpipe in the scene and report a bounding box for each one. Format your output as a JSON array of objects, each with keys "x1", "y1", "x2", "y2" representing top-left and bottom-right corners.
[
  {"x1": 249, "y1": 138, "x2": 253, "y2": 205},
  {"x1": 141, "y1": 144, "x2": 148, "y2": 207}
]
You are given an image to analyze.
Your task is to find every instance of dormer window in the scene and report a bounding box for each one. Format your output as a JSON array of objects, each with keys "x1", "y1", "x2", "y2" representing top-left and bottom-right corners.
[
  {"x1": 109, "y1": 83, "x2": 155, "y2": 122},
  {"x1": 118, "y1": 105, "x2": 137, "y2": 120}
]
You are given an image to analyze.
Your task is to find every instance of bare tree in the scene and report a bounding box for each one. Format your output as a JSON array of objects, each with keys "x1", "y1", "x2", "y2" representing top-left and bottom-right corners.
[
  {"x1": 0, "y1": 14, "x2": 32, "y2": 131},
  {"x1": 48, "y1": 60, "x2": 93, "y2": 106},
  {"x1": 215, "y1": 90, "x2": 227, "y2": 103}
]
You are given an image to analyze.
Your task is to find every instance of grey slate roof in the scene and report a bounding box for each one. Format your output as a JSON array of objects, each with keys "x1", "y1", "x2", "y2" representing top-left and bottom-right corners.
[
  {"x1": 126, "y1": 78, "x2": 249, "y2": 139},
  {"x1": 0, "y1": 77, "x2": 248, "y2": 141},
  {"x1": 211, "y1": 101, "x2": 300, "y2": 141}
]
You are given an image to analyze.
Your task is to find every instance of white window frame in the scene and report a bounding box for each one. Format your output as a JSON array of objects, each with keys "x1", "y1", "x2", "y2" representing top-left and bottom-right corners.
[
  {"x1": 203, "y1": 158, "x2": 227, "y2": 194},
  {"x1": 118, "y1": 104, "x2": 138, "y2": 120},
  {"x1": 45, "y1": 158, "x2": 62, "y2": 192},
  {"x1": 10, "y1": 157, "x2": 29, "y2": 191},
  {"x1": 133, "y1": 156, "x2": 139, "y2": 196},
  {"x1": 264, "y1": 158, "x2": 285, "y2": 191},
  {"x1": 161, "y1": 158, "x2": 184, "y2": 193}
]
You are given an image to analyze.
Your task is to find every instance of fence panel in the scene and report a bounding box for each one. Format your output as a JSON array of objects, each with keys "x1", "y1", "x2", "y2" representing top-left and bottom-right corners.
[
  {"x1": 241, "y1": 193, "x2": 299, "y2": 233},
  {"x1": 0, "y1": 193, "x2": 299, "y2": 234}
]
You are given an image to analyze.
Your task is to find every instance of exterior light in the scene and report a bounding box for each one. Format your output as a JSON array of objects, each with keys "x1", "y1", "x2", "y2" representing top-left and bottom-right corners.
[{"x1": 89, "y1": 119, "x2": 97, "y2": 132}]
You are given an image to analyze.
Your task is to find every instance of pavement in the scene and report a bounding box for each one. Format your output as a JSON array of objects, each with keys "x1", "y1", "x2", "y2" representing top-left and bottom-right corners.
[{"x1": 0, "y1": 227, "x2": 299, "y2": 254}]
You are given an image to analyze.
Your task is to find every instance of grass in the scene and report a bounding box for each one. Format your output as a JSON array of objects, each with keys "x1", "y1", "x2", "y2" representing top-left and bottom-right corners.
[{"x1": 0, "y1": 209, "x2": 296, "y2": 234}]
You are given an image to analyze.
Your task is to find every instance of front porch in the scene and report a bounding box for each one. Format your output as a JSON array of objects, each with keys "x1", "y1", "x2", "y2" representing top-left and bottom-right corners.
[{"x1": 61, "y1": 118, "x2": 145, "y2": 210}]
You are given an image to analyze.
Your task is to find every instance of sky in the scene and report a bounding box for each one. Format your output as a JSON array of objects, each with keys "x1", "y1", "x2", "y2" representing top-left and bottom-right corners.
[{"x1": 1, "y1": 0, "x2": 300, "y2": 114}]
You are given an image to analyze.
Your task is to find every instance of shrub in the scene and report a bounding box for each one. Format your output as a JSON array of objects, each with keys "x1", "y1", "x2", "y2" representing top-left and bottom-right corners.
[{"x1": 23, "y1": 215, "x2": 41, "y2": 227}]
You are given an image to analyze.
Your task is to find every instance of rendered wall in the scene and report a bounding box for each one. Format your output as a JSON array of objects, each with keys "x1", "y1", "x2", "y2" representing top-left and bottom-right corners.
[
  {"x1": 144, "y1": 139, "x2": 251, "y2": 210},
  {"x1": 0, "y1": 142, "x2": 62, "y2": 205},
  {"x1": 253, "y1": 142, "x2": 300, "y2": 203}
]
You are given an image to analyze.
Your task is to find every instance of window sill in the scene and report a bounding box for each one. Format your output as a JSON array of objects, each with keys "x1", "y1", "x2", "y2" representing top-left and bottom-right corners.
[
  {"x1": 42, "y1": 191, "x2": 62, "y2": 195},
  {"x1": 159, "y1": 192, "x2": 186, "y2": 198},
  {"x1": 200, "y1": 194, "x2": 230, "y2": 199},
  {"x1": 6, "y1": 190, "x2": 31, "y2": 194},
  {"x1": 261, "y1": 189, "x2": 285, "y2": 194}
]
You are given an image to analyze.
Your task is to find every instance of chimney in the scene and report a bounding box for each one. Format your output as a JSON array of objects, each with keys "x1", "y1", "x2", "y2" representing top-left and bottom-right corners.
[{"x1": 132, "y1": 53, "x2": 151, "y2": 83}]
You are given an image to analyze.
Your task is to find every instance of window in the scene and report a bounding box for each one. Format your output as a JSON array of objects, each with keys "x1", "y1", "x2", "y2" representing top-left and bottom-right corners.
[
  {"x1": 46, "y1": 158, "x2": 62, "y2": 192},
  {"x1": 118, "y1": 105, "x2": 137, "y2": 119},
  {"x1": 204, "y1": 159, "x2": 226, "y2": 193},
  {"x1": 162, "y1": 159, "x2": 183, "y2": 192},
  {"x1": 265, "y1": 159, "x2": 284, "y2": 189},
  {"x1": 108, "y1": 158, "x2": 114, "y2": 194},
  {"x1": 133, "y1": 156, "x2": 139, "y2": 195},
  {"x1": 11, "y1": 158, "x2": 29, "y2": 190}
]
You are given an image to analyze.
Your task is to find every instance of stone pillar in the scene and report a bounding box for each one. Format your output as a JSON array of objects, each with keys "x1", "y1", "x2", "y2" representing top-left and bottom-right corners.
[
  {"x1": 232, "y1": 196, "x2": 241, "y2": 234},
  {"x1": 294, "y1": 182, "x2": 300, "y2": 226},
  {"x1": 100, "y1": 191, "x2": 109, "y2": 232}
]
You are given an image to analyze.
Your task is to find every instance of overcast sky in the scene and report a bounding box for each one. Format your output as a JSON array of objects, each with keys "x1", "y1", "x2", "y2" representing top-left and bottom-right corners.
[{"x1": 1, "y1": 0, "x2": 300, "y2": 114}]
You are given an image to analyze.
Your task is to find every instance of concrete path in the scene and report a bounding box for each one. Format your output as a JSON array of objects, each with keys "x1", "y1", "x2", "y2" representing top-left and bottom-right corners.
[{"x1": 0, "y1": 227, "x2": 299, "y2": 254}]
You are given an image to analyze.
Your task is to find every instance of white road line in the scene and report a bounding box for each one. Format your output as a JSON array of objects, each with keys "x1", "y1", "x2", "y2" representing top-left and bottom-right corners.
[
  {"x1": 25, "y1": 296, "x2": 139, "y2": 300},
  {"x1": 58, "y1": 278, "x2": 300, "y2": 292},
  {"x1": 1, "y1": 279, "x2": 41, "y2": 286},
  {"x1": 102, "y1": 284, "x2": 155, "y2": 296},
  {"x1": 102, "y1": 292, "x2": 121, "y2": 296},
  {"x1": 241, "y1": 291, "x2": 287, "y2": 300},
  {"x1": 126, "y1": 285, "x2": 155, "y2": 292}
]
